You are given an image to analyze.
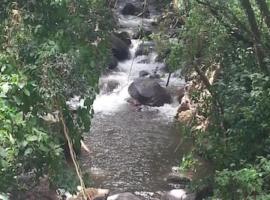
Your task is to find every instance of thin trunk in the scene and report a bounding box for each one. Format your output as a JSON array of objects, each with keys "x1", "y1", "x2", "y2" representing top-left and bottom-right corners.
[
  {"x1": 255, "y1": 0, "x2": 270, "y2": 30},
  {"x1": 239, "y1": 0, "x2": 269, "y2": 74},
  {"x1": 166, "y1": 72, "x2": 172, "y2": 87}
]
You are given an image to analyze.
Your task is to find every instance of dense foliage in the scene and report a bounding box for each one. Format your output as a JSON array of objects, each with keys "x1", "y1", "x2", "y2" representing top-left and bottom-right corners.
[
  {"x1": 0, "y1": 0, "x2": 113, "y2": 196},
  {"x1": 162, "y1": 0, "x2": 270, "y2": 198}
]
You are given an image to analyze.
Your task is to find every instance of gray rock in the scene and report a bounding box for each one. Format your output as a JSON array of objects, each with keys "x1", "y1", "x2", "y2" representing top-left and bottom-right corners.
[
  {"x1": 121, "y1": 3, "x2": 150, "y2": 18},
  {"x1": 161, "y1": 189, "x2": 195, "y2": 200},
  {"x1": 100, "y1": 79, "x2": 119, "y2": 94},
  {"x1": 166, "y1": 173, "x2": 192, "y2": 184},
  {"x1": 108, "y1": 55, "x2": 118, "y2": 69},
  {"x1": 121, "y1": 3, "x2": 139, "y2": 15},
  {"x1": 128, "y1": 77, "x2": 172, "y2": 107},
  {"x1": 107, "y1": 192, "x2": 141, "y2": 200},
  {"x1": 114, "y1": 31, "x2": 131, "y2": 46},
  {"x1": 111, "y1": 34, "x2": 130, "y2": 61},
  {"x1": 135, "y1": 42, "x2": 155, "y2": 57},
  {"x1": 139, "y1": 70, "x2": 150, "y2": 77},
  {"x1": 132, "y1": 28, "x2": 152, "y2": 39}
]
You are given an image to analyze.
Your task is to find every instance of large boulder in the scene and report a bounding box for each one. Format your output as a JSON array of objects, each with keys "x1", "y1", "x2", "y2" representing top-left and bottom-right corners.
[
  {"x1": 111, "y1": 34, "x2": 130, "y2": 61},
  {"x1": 121, "y1": 3, "x2": 139, "y2": 15},
  {"x1": 128, "y1": 77, "x2": 172, "y2": 107},
  {"x1": 107, "y1": 192, "x2": 141, "y2": 200}
]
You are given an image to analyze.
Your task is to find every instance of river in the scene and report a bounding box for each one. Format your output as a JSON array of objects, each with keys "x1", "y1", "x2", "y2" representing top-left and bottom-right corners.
[{"x1": 80, "y1": 0, "x2": 187, "y2": 198}]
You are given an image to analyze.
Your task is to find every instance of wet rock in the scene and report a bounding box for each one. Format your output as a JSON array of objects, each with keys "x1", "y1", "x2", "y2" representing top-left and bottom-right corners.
[
  {"x1": 121, "y1": 3, "x2": 150, "y2": 18},
  {"x1": 107, "y1": 192, "x2": 141, "y2": 200},
  {"x1": 100, "y1": 79, "x2": 119, "y2": 94},
  {"x1": 108, "y1": 55, "x2": 118, "y2": 69},
  {"x1": 135, "y1": 42, "x2": 155, "y2": 57},
  {"x1": 111, "y1": 33, "x2": 130, "y2": 61},
  {"x1": 195, "y1": 186, "x2": 213, "y2": 200},
  {"x1": 137, "y1": 8, "x2": 150, "y2": 18},
  {"x1": 121, "y1": 3, "x2": 139, "y2": 15},
  {"x1": 137, "y1": 57, "x2": 150, "y2": 64},
  {"x1": 149, "y1": 73, "x2": 161, "y2": 79},
  {"x1": 128, "y1": 77, "x2": 172, "y2": 107},
  {"x1": 132, "y1": 28, "x2": 152, "y2": 39},
  {"x1": 161, "y1": 189, "x2": 195, "y2": 200},
  {"x1": 114, "y1": 31, "x2": 131, "y2": 46},
  {"x1": 68, "y1": 188, "x2": 110, "y2": 200},
  {"x1": 139, "y1": 70, "x2": 150, "y2": 77},
  {"x1": 166, "y1": 173, "x2": 192, "y2": 184}
]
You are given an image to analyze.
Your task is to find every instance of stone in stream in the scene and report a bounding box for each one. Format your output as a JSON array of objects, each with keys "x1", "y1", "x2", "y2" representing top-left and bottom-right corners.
[
  {"x1": 114, "y1": 31, "x2": 131, "y2": 46},
  {"x1": 135, "y1": 42, "x2": 155, "y2": 57},
  {"x1": 139, "y1": 70, "x2": 150, "y2": 77},
  {"x1": 128, "y1": 77, "x2": 172, "y2": 107},
  {"x1": 107, "y1": 192, "x2": 141, "y2": 200},
  {"x1": 67, "y1": 188, "x2": 110, "y2": 200},
  {"x1": 111, "y1": 33, "x2": 130, "y2": 61},
  {"x1": 121, "y1": 3, "x2": 150, "y2": 18},
  {"x1": 99, "y1": 79, "x2": 120, "y2": 94},
  {"x1": 108, "y1": 55, "x2": 118, "y2": 70},
  {"x1": 166, "y1": 172, "x2": 192, "y2": 184},
  {"x1": 132, "y1": 28, "x2": 152, "y2": 39},
  {"x1": 121, "y1": 3, "x2": 139, "y2": 16},
  {"x1": 161, "y1": 189, "x2": 195, "y2": 200}
]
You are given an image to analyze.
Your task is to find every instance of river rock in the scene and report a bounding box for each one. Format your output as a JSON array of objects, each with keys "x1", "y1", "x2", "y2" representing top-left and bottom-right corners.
[
  {"x1": 121, "y1": 3, "x2": 150, "y2": 18},
  {"x1": 128, "y1": 77, "x2": 172, "y2": 107},
  {"x1": 161, "y1": 189, "x2": 195, "y2": 200},
  {"x1": 99, "y1": 79, "x2": 119, "y2": 94},
  {"x1": 135, "y1": 42, "x2": 155, "y2": 57},
  {"x1": 114, "y1": 31, "x2": 131, "y2": 46},
  {"x1": 121, "y1": 3, "x2": 139, "y2": 15},
  {"x1": 111, "y1": 33, "x2": 130, "y2": 61},
  {"x1": 68, "y1": 188, "x2": 110, "y2": 200},
  {"x1": 107, "y1": 192, "x2": 141, "y2": 200},
  {"x1": 166, "y1": 173, "x2": 192, "y2": 184},
  {"x1": 139, "y1": 70, "x2": 150, "y2": 77},
  {"x1": 108, "y1": 55, "x2": 118, "y2": 69},
  {"x1": 132, "y1": 28, "x2": 152, "y2": 39}
]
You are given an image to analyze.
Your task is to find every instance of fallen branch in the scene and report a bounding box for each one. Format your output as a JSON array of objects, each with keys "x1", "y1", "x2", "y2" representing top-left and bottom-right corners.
[{"x1": 59, "y1": 108, "x2": 89, "y2": 200}]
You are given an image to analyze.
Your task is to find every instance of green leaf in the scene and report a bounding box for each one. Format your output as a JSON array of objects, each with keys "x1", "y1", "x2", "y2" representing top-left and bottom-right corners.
[
  {"x1": 24, "y1": 148, "x2": 33, "y2": 156},
  {"x1": 23, "y1": 88, "x2": 30, "y2": 96},
  {"x1": 27, "y1": 135, "x2": 38, "y2": 142}
]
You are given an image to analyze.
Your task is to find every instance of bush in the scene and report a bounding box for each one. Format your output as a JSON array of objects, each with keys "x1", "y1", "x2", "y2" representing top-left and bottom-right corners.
[{"x1": 0, "y1": 0, "x2": 113, "y2": 194}]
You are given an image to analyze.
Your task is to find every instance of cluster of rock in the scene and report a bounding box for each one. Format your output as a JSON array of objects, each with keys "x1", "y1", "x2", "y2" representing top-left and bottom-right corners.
[{"x1": 66, "y1": 189, "x2": 195, "y2": 200}]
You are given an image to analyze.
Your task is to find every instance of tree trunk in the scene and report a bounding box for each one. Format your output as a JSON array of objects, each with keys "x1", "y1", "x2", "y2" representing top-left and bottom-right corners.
[
  {"x1": 239, "y1": 0, "x2": 269, "y2": 74},
  {"x1": 255, "y1": 0, "x2": 270, "y2": 30}
]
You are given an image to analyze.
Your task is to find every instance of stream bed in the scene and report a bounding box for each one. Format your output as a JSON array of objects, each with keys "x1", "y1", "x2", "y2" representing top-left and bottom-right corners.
[{"x1": 80, "y1": 0, "x2": 188, "y2": 198}]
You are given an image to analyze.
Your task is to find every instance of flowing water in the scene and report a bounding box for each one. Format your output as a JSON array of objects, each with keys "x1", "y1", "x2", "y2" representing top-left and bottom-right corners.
[{"x1": 80, "y1": 0, "x2": 187, "y2": 197}]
